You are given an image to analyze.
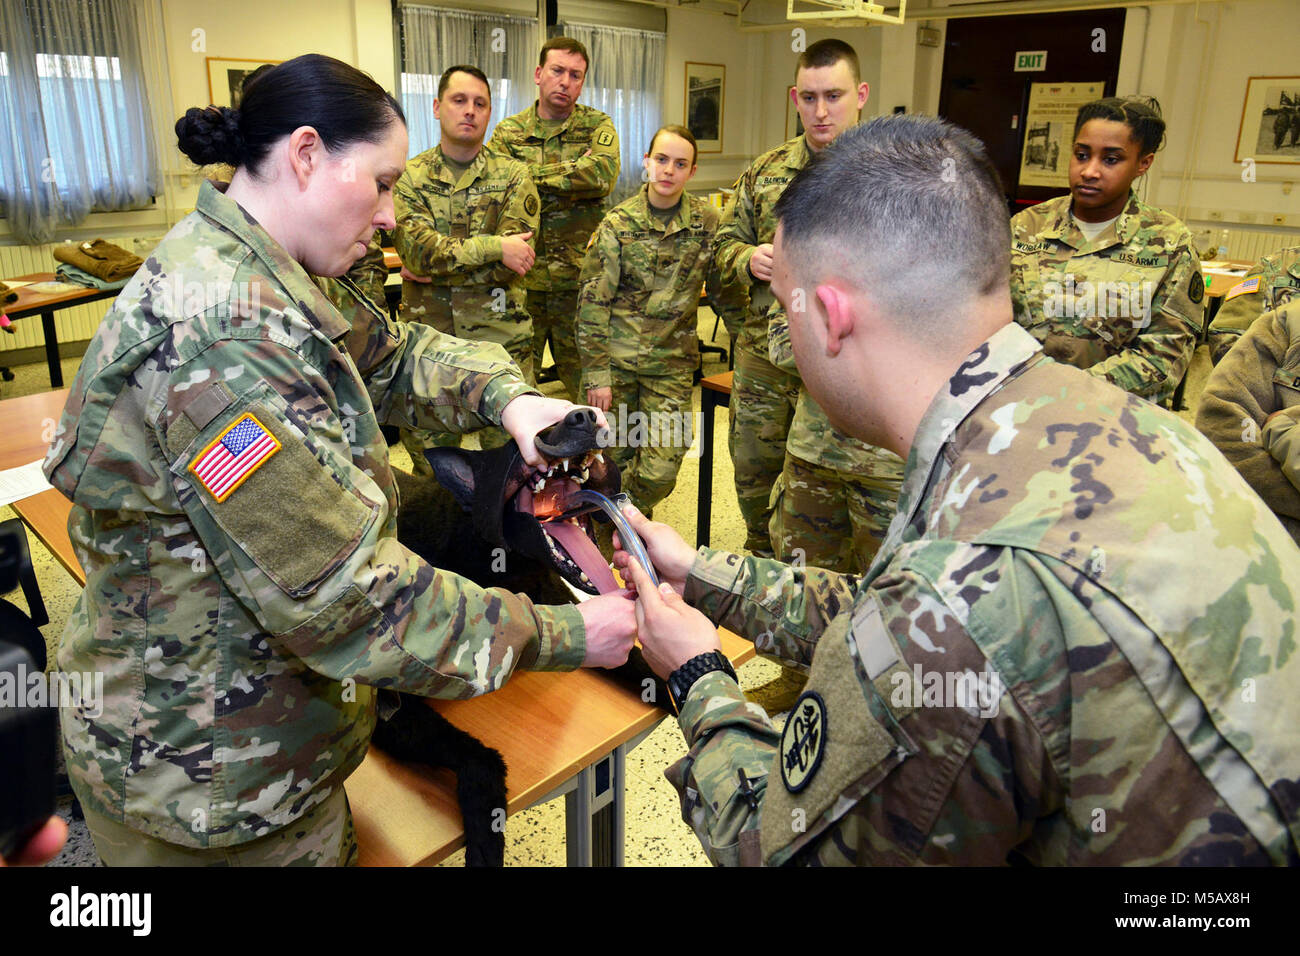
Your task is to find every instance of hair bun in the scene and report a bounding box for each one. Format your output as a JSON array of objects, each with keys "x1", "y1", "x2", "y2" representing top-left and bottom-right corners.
[{"x1": 175, "y1": 105, "x2": 245, "y2": 167}]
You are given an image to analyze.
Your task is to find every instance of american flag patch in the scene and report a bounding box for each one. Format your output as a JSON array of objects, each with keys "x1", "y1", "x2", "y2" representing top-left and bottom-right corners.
[
  {"x1": 189, "y1": 413, "x2": 281, "y2": 502},
  {"x1": 1225, "y1": 276, "x2": 1261, "y2": 301}
]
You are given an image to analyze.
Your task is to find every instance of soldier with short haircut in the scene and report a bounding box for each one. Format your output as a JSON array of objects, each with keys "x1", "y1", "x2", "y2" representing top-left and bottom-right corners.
[
  {"x1": 616, "y1": 115, "x2": 1300, "y2": 867},
  {"x1": 1206, "y1": 245, "x2": 1300, "y2": 363},
  {"x1": 490, "y1": 37, "x2": 620, "y2": 403},
  {"x1": 576, "y1": 125, "x2": 746, "y2": 517},
  {"x1": 1009, "y1": 97, "x2": 1205, "y2": 406},
  {"x1": 394, "y1": 64, "x2": 540, "y2": 461},
  {"x1": 722, "y1": 38, "x2": 905, "y2": 714}
]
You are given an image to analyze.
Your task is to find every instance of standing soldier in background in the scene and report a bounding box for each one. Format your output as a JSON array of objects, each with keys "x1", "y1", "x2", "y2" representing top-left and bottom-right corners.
[
  {"x1": 491, "y1": 37, "x2": 620, "y2": 403},
  {"x1": 577, "y1": 125, "x2": 747, "y2": 520},
  {"x1": 1206, "y1": 245, "x2": 1300, "y2": 363},
  {"x1": 394, "y1": 65, "x2": 540, "y2": 464},
  {"x1": 722, "y1": 39, "x2": 906, "y2": 714}
]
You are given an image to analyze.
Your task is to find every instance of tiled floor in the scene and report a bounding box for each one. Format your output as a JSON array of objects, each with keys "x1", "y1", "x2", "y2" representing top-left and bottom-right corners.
[{"x1": 1, "y1": 313, "x2": 1214, "y2": 867}]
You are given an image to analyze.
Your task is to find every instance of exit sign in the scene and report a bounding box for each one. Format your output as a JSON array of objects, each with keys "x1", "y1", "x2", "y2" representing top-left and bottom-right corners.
[{"x1": 1015, "y1": 50, "x2": 1047, "y2": 71}]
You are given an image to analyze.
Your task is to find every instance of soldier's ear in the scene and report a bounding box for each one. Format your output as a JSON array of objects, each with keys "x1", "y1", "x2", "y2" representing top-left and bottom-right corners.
[{"x1": 425, "y1": 448, "x2": 476, "y2": 511}]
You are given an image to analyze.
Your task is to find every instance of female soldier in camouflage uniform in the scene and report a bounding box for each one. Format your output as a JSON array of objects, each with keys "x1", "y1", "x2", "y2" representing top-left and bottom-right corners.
[
  {"x1": 41, "y1": 55, "x2": 635, "y2": 866},
  {"x1": 1009, "y1": 97, "x2": 1204, "y2": 406},
  {"x1": 576, "y1": 125, "x2": 744, "y2": 517}
]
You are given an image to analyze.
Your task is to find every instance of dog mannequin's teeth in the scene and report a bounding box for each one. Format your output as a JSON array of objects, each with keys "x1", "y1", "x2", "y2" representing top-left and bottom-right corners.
[
  {"x1": 593, "y1": 452, "x2": 603, "y2": 464},
  {"x1": 561, "y1": 458, "x2": 569, "y2": 472},
  {"x1": 535, "y1": 478, "x2": 546, "y2": 491},
  {"x1": 580, "y1": 468, "x2": 589, "y2": 483},
  {"x1": 579, "y1": 572, "x2": 589, "y2": 583}
]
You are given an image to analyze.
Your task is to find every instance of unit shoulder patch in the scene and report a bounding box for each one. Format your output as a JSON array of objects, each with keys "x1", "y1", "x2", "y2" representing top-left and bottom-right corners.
[
  {"x1": 780, "y1": 691, "x2": 828, "y2": 793},
  {"x1": 524, "y1": 194, "x2": 539, "y2": 217},
  {"x1": 1189, "y1": 271, "x2": 1205, "y2": 304},
  {"x1": 596, "y1": 128, "x2": 615, "y2": 148}
]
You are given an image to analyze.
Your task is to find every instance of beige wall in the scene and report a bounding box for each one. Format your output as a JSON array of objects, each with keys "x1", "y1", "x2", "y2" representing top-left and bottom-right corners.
[
  {"x1": 1138, "y1": 0, "x2": 1300, "y2": 235},
  {"x1": 663, "y1": 5, "x2": 764, "y2": 191},
  {"x1": 7, "y1": 1, "x2": 1295, "y2": 246}
]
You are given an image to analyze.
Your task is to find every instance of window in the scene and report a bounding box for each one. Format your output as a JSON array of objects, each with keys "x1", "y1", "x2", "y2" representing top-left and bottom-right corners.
[
  {"x1": 398, "y1": 5, "x2": 538, "y2": 157},
  {"x1": 0, "y1": 0, "x2": 158, "y2": 243}
]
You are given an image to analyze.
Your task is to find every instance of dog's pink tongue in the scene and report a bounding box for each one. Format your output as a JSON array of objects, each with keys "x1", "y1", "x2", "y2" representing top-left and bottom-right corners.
[{"x1": 545, "y1": 521, "x2": 620, "y2": 593}]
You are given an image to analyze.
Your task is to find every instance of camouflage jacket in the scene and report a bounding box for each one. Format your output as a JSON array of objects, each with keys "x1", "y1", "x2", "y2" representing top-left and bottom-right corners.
[
  {"x1": 488, "y1": 102, "x2": 619, "y2": 291},
  {"x1": 712, "y1": 136, "x2": 813, "y2": 358},
  {"x1": 1196, "y1": 301, "x2": 1300, "y2": 544},
  {"x1": 1009, "y1": 191, "x2": 1205, "y2": 403},
  {"x1": 1208, "y1": 246, "x2": 1300, "y2": 357},
  {"x1": 42, "y1": 180, "x2": 586, "y2": 849},
  {"x1": 667, "y1": 322, "x2": 1300, "y2": 866},
  {"x1": 576, "y1": 186, "x2": 746, "y2": 390},
  {"x1": 768, "y1": 308, "x2": 905, "y2": 477},
  {"x1": 393, "y1": 145, "x2": 538, "y2": 335}
]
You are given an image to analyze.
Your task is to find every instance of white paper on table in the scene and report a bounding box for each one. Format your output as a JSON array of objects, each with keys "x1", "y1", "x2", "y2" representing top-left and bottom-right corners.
[
  {"x1": 0, "y1": 459, "x2": 54, "y2": 507},
  {"x1": 1, "y1": 280, "x2": 34, "y2": 290}
]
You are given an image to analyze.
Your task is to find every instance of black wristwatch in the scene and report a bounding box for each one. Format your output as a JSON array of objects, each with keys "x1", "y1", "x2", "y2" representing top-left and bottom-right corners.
[{"x1": 667, "y1": 651, "x2": 737, "y2": 714}]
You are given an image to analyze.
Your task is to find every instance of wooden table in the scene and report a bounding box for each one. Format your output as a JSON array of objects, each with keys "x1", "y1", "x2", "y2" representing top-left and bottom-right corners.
[
  {"x1": 1, "y1": 274, "x2": 118, "y2": 388},
  {"x1": 697, "y1": 371, "x2": 733, "y2": 548},
  {"x1": 1, "y1": 386, "x2": 754, "y2": 866}
]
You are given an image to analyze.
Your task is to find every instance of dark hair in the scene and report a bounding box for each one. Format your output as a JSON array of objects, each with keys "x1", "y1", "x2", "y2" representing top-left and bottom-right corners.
[
  {"x1": 539, "y1": 36, "x2": 589, "y2": 71},
  {"x1": 1073, "y1": 96, "x2": 1165, "y2": 155},
  {"x1": 438, "y1": 64, "x2": 491, "y2": 100},
  {"x1": 775, "y1": 115, "x2": 1009, "y2": 340},
  {"x1": 175, "y1": 53, "x2": 406, "y2": 172},
  {"x1": 647, "y1": 124, "x2": 697, "y2": 166},
  {"x1": 796, "y1": 38, "x2": 860, "y2": 85}
]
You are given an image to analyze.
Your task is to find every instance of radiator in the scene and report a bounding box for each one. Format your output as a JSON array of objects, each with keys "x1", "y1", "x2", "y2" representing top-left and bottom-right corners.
[{"x1": 1191, "y1": 225, "x2": 1300, "y2": 263}]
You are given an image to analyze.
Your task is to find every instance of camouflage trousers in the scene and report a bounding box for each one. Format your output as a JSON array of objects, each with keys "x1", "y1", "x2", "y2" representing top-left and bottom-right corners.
[
  {"x1": 770, "y1": 451, "x2": 903, "y2": 574},
  {"x1": 606, "y1": 366, "x2": 696, "y2": 516},
  {"x1": 82, "y1": 787, "x2": 358, "y2": 866},
  {"x1": 398, "y1": 291, "x2": 532, "y2": 468},
  {"x1": 728, "y1": 345, "x2": 799, "y2": 556},
  {"x1": 529, "y1": 288, "x2": 581, "y2": 403}
]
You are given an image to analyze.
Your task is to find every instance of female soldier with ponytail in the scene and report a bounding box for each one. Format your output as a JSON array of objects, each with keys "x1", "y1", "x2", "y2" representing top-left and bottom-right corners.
[{"x1": 42, "y1": 54, "x2": 635, "y2": 865}]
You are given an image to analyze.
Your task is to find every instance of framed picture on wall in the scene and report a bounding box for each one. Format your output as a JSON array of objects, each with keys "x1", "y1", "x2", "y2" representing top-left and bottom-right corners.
[
  {"x1": 206, "y1": 57, "x2": 281, "y2": 109},
  {"x1": 685, "y1": 62, "x2": 725, "y2": 154},
  {"x1": 1235, "y1": 76, "x2": 1300, "y2": 165}
]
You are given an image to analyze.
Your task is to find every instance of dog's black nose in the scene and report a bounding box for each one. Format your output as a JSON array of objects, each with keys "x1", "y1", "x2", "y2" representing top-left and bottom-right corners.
[{"x1": 566, "y1": 407, "x2": 597, "y2": 429}]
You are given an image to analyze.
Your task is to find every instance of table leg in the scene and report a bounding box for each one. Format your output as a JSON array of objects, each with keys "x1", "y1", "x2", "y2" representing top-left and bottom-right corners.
[
  {"x1": 561, "y1": 746, "x2": 629, "y2": 867},
  {"x1": 564, "y1": 766, "x2": 593, "y2": 866},
  {"x1": 697, "y1": 390, "x2": 718, "y2": 548},
  {"x1": 42, "y1": 310, "x2": 63, "y2": 388}
]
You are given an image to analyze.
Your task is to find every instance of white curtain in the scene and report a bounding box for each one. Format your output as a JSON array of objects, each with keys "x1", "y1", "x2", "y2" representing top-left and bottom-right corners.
[
  {"x1": 557, "y1": 20, "x2": 665, "y2": 204},
  {"x1": 399, "y1": 4, "x2": 540, "y2": 157},
  {"x1": 0, "y1": 0, "x2": 158, "y2": 244}
]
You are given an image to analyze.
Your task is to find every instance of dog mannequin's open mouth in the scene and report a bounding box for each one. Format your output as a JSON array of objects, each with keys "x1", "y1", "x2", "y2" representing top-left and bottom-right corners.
[{"x1": 514, "y1": 449, "x2": 619, "y2": 594}]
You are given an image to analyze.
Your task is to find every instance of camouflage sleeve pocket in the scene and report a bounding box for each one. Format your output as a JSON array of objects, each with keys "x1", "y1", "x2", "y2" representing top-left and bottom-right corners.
[{"x1": 169, "y1": 393, "x2": 380, "y2": 599}]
